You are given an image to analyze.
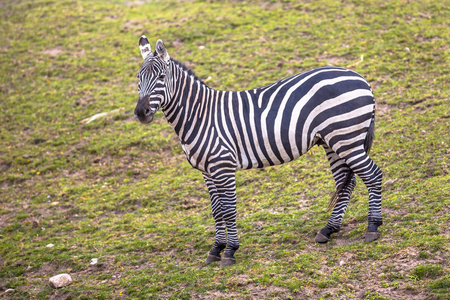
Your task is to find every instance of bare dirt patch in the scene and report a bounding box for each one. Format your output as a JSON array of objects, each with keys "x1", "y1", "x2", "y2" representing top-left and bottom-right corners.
[
  {"x1": 377, "y1": 103, "x2": 394, "y2": 117},
  {"x1": 317, "y1": 54, "x2": 347, "y2": 66},
  {"x1": 194, "y1": 283, "x2": 291, "y2": 300},
  {"x1": 42, "y1": 48, "x2": 63, "y2": 57}
]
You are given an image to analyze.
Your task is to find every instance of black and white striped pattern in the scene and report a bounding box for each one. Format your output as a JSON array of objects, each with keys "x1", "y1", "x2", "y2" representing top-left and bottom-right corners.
[{"x1": 134, "y1": 38, "x2": 383, "y2": 265}]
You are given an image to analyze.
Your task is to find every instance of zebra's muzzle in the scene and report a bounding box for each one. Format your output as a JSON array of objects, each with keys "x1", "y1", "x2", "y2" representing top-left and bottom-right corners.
[
  {"x1": 134, "y1": 109, "x2": 154, "y2": 124},
  {"x1": 134, "y1": 97, "x2": 155, "y2": 124}
]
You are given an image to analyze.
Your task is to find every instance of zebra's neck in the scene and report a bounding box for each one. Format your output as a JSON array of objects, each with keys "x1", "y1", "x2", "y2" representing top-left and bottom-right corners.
[{"x1": 162, "y1": 60, "x2": 243, "y2": 145}]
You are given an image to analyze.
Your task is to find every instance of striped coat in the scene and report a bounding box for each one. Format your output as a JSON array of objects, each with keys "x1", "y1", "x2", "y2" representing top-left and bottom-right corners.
[{"x1": 134, "y1": 37, "x2": 383, "y2": 267}]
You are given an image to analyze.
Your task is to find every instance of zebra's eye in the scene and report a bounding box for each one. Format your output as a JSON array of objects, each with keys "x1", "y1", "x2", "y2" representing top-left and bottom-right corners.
[{"x1": 158, "y1": 74, "x2": 165, "y2": 80}]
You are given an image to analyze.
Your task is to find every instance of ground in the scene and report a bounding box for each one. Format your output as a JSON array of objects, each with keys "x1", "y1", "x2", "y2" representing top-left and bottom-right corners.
[{"x1": 0, "y1": 0, "x2": 449, "y2": 299}]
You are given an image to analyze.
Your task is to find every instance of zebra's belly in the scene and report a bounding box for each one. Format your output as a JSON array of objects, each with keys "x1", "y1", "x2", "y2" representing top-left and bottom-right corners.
[{"x1": 235, "y1": 135, "x2": 317, "y2": 170}]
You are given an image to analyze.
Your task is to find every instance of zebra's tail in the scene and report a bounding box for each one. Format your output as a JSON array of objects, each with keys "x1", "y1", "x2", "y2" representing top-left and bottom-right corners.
[
  {"x1": 364, "y1": 108, "x2": 376, "y2": 155},
  {"x1": 327, "y1": 108, "x2": 376, "y2": 211}
]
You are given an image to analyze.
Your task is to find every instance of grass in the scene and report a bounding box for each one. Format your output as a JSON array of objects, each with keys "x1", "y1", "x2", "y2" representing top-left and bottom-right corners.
[{"x1": 0, "y1": 0, "x2": 449, "y2": 299}]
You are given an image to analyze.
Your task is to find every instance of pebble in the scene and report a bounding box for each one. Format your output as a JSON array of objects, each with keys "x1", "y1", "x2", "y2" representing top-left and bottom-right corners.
[
  {"x1": 49, "y1": 273, "x2": 72, "y2": 289},
  {"x1": 90, "y1": 258, "x2": 98, "y2": 265},
  {"x1": 46, "y1": 243, "x2": 54, "y2": 248}
]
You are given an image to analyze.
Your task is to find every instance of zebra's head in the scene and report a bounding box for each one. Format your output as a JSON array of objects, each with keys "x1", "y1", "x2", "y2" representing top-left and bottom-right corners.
[{"x1": 134, "y1": 36, "x2": 171, "y2": 124}]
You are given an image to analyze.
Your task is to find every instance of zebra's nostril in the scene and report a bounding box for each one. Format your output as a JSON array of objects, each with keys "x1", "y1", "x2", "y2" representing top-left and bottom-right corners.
[{"x1": 145, "y1": 108, "x2": 151, "y2": 116}]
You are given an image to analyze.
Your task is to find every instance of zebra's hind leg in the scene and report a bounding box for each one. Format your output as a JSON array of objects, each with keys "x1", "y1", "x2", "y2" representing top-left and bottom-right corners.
[
  {"x1": 315, "y1": 145, "x2": 357, "y2": 243},
  {"x1": 203, "y1": 174, "x2": 227, "y2": 264},
  {"x1": 341, "y1": 147, "x2": 383, "y2": 242}
]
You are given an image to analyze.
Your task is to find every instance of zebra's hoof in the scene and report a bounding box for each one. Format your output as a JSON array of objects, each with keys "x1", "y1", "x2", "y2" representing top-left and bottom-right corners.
[
  {"x1": 220, "y1": 257, "x2": 236, "y2": 267},
  {"x1": 205, "y1": 253, "x2": 221, "y2": 264},
  {"x1": 314, "y1": 231, "x2": 330, "y2": 243},
  {"x1": 364, "y1": 231, "x2": 380, "y2": 242},
  {"x1": 315, "y1": 227, "x2": 338, "y2": 243}
]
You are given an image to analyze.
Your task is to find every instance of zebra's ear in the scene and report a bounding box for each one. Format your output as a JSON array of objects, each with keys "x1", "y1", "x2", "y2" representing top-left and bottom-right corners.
[
  {"x1": 155, "y1": 39, "x2": 170, "y2": 64},
  {"x1": 139, "y1": 35, "x2": 152, "y2": 60}
]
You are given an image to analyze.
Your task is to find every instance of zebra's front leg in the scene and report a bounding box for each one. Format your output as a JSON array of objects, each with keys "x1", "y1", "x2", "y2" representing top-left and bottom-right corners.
[
  {"x1": 206, "y1": 219, "x2": 227, "y2": 263},
  {"x1": 212, "y1": 172, "x2": 239, "y2": 267},
  {"x1": 203, "y1": 174, "x2": 227, "y2": 264},
  {"x1": 220, "y1": 202, "x2": 239, "y2": 267}
]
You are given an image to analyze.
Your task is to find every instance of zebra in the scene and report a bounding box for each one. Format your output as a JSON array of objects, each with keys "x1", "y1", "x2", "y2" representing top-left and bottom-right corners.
[{"x1": 134, "y1": 36, "x2": 383, "y2": 267}]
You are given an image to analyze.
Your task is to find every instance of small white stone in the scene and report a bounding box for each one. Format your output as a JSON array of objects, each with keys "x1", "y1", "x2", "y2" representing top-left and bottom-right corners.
[
  {"x1": 49, "y1": 273, "x2": 72, "y2": 288},
  {"x1": 46, "y1": 243, "x2": 54, "y2": 248},
  {"x1": 90, "y1": 258, "x2": 98, "y2": 265},
  {"x1": 339, "y1": 260, "x2": 345, "y2": 266},
  {"x1": 198, "y1": 45, "x2": 205, "y2": 50}
]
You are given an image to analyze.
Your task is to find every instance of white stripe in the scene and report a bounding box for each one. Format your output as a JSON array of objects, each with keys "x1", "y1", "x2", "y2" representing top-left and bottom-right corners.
[
  {"x1": 217, "y1": 92, "x2": 236, "y2": 157},
  {"x1": 228, "y1": 93, "x2": 247, "y2": 169},
  {"x1": 259, "y1": 74, "x2": 303, "y2": 164},
  {"x1": 244, "y1": 90, "x2": 266, "y2": 167},
  {"x1": 237, "y1": 92, "x2": 254, "y2": 169},
  {"x1": 321, "y1": 121, "x2": 370, "y2": 145},
  {"x1": 332, "y1": 131, "x2": 367, "y2": 152}
]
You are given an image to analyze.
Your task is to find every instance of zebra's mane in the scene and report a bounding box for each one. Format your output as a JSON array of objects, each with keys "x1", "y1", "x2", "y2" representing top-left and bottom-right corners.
[{"x1": 171, "y1": 58, "x2": 206, "y2": 85}]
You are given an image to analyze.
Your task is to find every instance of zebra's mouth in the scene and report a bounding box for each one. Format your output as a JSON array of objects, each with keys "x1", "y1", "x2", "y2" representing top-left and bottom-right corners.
[
  {"x1": 141, "y1": 114, "x2": 154, "y2": 124},
  {"x1": 135, "y1": 112, "x2": 154, "y2": 124}
]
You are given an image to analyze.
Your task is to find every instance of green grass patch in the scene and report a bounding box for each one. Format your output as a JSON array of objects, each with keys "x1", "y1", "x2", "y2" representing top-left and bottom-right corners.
[{"x1": 411, "y1": 264, "x2": 445, "y2": 280}]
